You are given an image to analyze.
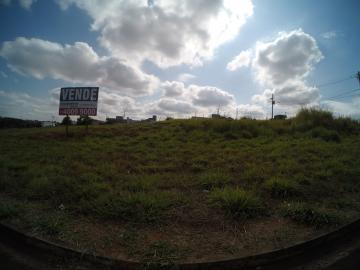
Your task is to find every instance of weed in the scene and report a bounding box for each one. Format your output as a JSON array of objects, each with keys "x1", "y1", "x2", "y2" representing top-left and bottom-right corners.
[
  {"x1": 264, "y1": 177, "x2": 299, "y2": 198},
  {"x1": 141, "y1": 240, "x2": 179, "y2": 270},
  {"x1": 311, "y1": 127, "x2": 341, "y2": 142},
  {"x1": 282, "y1": 202, "x2": 342, "y2": 228},
  {"x1": 209, "y1": 187, "x2": 263, "y2": 218},
  {"x1": 198, "y1": 172, "x2": 231, "y2": 190},
  {"x1": 93, "y1": 191, "x2": 180, "y2": 223},
  {"x1": 32, "y1": 211, "x2": 67, "y2": 236}
]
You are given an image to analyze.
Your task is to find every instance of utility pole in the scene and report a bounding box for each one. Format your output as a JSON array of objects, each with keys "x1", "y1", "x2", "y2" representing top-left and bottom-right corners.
[
  {"x1": 357, "y1": 71, "x2": 360, "y2": 87},
  {"x1": 217, "y1": 104, "x2": 220, "y2": 115},
  {"x1": 270, "y1": 94, "x2": 275, "y2": 119}
]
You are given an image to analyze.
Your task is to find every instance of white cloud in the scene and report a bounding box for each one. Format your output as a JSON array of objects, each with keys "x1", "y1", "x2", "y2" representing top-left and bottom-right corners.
[
  {"x1": 191, "y1": 85, "x2": 235, "y2": 108},
  {"x1": 0, "y1": 90, "x2": 55, "y2": 120},
  {"x1": 0, "y1": 37, "x2": 158, "y2": 96},
  {"x1": 322, "y1": 98, "x2": 360, "y2": 119},
  {"x1": 0, "y1": 0, "x2": 37, "y2": 9},
  {"x1": 226, "y1": 49, "x2": 252, "y2": 71},
  {"x1": 158, "y1": 98, "x2": 196, "y2": 114},
  {"x1": 177, "y1": 73, "x2": 196, "y2": 83},
  {"x1": 321, "y1": 31, "x2": 337, "y2": 39},
  {"x1": 56, "y1": 0, "x2": 254, "y2": 68},
  {"x1": 250, "y1": 29, "x2": 323, "y2": 109},
  {"x1": 253, "y1": 29, "x2": 323, "y2": 87},
  {"x1": 146, "y1": 82, "x2": 237, "y2": 117},
  {"x1": 237, "y1": 104, "x2": 265, "y2": 119},
  {"x1": 161, "y1": 81, "x2": 185, "y2": 97}
]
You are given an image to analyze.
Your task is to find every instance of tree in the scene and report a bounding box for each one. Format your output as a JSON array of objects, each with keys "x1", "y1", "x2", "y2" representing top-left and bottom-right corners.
[
  {"x1": 77, "y1": 115, "x2": 93, "y2": 126},
  {"x1": 61, "y1": 116, "x2": 72, "y2": 125}
]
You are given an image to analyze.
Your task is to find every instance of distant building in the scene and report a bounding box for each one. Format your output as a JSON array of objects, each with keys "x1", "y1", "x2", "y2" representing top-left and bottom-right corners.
[
  {"x1": 41, "y1": 121, "x2": 55, "y2": 127},
  {"x1": 106, "y1": 115, "x2": 157, "y2": 124},
  {"x1": 274, "y1": 114, "x2": 287, "y2": 120}
]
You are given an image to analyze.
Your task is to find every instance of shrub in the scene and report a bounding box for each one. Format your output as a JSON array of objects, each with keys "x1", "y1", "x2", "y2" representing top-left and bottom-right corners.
[
  {"x1": 282, "y1": 203, "x2": 342, "y2": 228},
  {"x1": 294, "y1": 108, "x2": 334, "y2": 130},
  {"x1": 264, "y1": 177, "x2": 298, "y2": 198},
  {"x1": 198, "y1": 172, "x2": 231, "y2": 190},
  {"x1": 311, "y1": 127, "x2": 341, "y2": 142},
  {"x1": 0, "y1": 202, "x2": 22, "y2": 220},
  {"x1": 209, "y1": 187, "x2": 263, "y2": 218}
]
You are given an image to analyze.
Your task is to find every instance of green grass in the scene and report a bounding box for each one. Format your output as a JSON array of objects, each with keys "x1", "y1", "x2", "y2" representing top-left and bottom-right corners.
[
  {"x1": 0, "y1": 109, "x2": 359, "y2": 260},
  {"x1": 281, "y1": 202, "x2": 343, "y2": 228},
  {"x1": 264, "y1": 177, "x2": 299, "y2": 198},
  {"x1": 197, "y1": 172, "x2": 231, "y2": 190},
  {"x1": 209, "y1": 187, "x2": 263, "y2": 218}
]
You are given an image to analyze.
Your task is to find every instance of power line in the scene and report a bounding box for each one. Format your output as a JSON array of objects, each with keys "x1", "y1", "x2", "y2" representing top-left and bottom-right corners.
[
  {"x1": 327, "y1": 93, "x2": 360, "y2": 101},
  {"x1": 323, "y1": 88, "x2": 360, "y2": 100},
  {"x1": 315, "y1": 75, "x2": 354, "y2": 89}
]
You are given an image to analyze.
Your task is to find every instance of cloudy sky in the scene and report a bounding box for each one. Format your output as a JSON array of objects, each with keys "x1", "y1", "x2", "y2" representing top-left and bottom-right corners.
[{"x1": 0, "y1": 0, "x2": 359, "y2": 121}]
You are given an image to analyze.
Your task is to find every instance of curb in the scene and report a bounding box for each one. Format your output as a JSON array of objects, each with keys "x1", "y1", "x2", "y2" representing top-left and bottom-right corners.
[{"x1": 1, "y1": 219, "x2": 360, "y2": 270}]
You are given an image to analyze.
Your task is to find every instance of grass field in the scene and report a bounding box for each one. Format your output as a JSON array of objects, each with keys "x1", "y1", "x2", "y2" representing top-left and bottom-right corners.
[{"x1": 1, "y1": 108, "x2": 360, "y2": 265}]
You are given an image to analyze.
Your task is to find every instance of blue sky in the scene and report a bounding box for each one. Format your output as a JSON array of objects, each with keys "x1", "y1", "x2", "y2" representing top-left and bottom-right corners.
[{"x1": 0, "y1": 0, "x2": 359, "y2": 121}]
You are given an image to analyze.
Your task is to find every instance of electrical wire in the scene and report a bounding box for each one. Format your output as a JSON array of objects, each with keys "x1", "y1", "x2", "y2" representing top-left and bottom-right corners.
[
  {"x1": 327, "y1": 93, "x2": 360, "y2": 101},
  {"x1": 323, "y1": 88, "x2": 360, "y2": 100},
  {"x1": 315, "y1": 75, "x2": 355, "y2": 89}
]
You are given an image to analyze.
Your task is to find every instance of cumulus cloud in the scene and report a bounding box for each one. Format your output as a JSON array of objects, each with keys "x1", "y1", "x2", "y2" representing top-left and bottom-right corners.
[
  {"x1": 226, "y1": 49, "x2": 252, "y2": 71},
  {"x1": 161, "y1": 81, "x2": 185, "y2": 97},
  {"x1": 253, "y1": 29, "x2": 323, "y2": 87},
  {"x1": 158, "y1": 98, "x2": 196, "y2": 114},
  {"x1": 0, "y1": 37, "x2": 158, "y2": 96},
  {"x1": 249, "y1": 29, "x2": 323, "y2": 109},
  {"x1": 56, "y1": 0, "x2": 254, "y2": 67},
  {"x1": 146, "y1": 81, "x2": 236, "y2": 117},
  {"x1": 191, "y1": 85, "x2": 235, "y2": 107}
]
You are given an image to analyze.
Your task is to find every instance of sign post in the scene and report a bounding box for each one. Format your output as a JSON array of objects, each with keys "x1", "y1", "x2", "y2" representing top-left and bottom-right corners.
[{"x1": 59, "y1": 87, "x2": 99, "y2": 136}]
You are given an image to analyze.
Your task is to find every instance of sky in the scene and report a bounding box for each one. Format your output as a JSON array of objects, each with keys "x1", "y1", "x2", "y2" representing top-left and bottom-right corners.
[{"x1": 0, "y1": 0, "x2": 359, "y2": 121}]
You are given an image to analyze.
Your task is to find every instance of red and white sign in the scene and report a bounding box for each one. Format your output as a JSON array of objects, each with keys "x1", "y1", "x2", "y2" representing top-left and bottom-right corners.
[{"x1": 59, "y1": 87, "x2": 99, "y2": 116}]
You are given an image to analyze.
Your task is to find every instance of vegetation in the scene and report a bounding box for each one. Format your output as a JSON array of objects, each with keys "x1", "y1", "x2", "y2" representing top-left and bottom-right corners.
[
  {"x1": 0, "y1": 116, "x2": 42, "y2": 128},
  {"x1": 281, "y1": 202, "x2": 343, "y2": 228},
  {"x1": 0, "y1": 108, "x2": 359, "y2": 261},
  {"x1": 209, "y1": 187, "x2": 263, "y2": 218},
  {"x1": 264, "y1": 177, "x2": 299, "y2": 198}
]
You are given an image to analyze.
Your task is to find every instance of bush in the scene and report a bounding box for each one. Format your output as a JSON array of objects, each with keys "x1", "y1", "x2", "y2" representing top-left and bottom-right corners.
[
  {"x1": 294, "y1": 108, "x2": 334, "y2": 130},
  {"x1": 209, "y1": 187, "x2": 263, "y2": 218},
  {"x1": 311, "y1": 127, "x2": 341, "y2": 142},
  {"x1": 264, "y1": 177, "x2": 298, "y2": 198},
  {"x1": 282, "y1": 203, "x2": 342, "y2": 228}
]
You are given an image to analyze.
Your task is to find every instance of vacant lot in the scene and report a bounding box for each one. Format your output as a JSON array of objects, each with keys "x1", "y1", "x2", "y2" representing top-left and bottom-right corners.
[{"x1": 1, "y1": 109, "x2": 360, "y2": 264}]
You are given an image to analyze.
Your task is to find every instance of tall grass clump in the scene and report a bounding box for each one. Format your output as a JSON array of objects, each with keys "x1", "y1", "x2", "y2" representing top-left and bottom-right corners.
[
  {"x1": 282, "y1": 202, "x2": 342, "y2": 228},
  {"x1": 198, "y1": 172, "x2": 231, "y2": 190},
  {"x1": 311, "y1": 127, "x2": 341, "y2": 142},
  {"x1": 293, "y1": 108, "x2": 360, "y2": 134},
  {"x1": 209, "y1": 187, "x2": 263, "y2": 218},
  {"x1": 264, "y1": 177, "x2": 299, "y2": 198}
]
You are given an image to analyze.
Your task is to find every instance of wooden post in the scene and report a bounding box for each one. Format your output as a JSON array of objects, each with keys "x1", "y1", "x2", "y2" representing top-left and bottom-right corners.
[{"x1": 65, "y1": 114, "x2": 69, "y2": 137}]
